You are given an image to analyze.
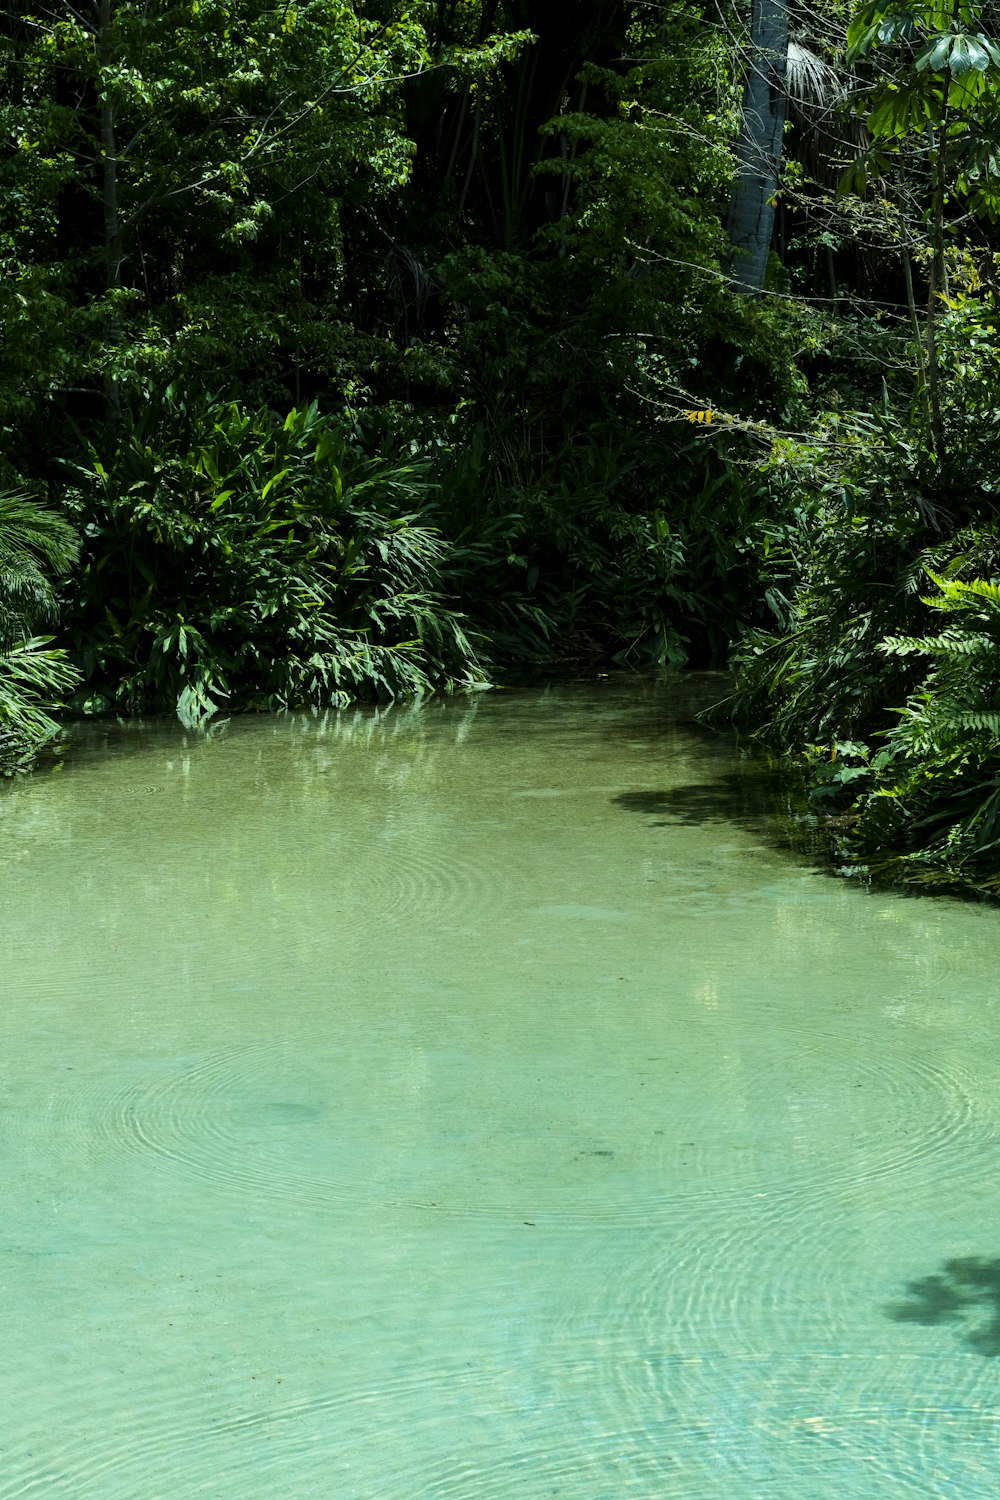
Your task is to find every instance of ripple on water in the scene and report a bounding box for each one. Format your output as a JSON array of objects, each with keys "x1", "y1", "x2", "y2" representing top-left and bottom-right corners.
[
  {"x1": 2, "y1": 1346, "x2": 999, "y2": 1500},
  {"x1": 7, "y1": 698, "x2": 1000, "y2": 1500},
  {"x1": 45, "y1": 1017, "x2": 985, "y2": 1239},
  {"x1": 543, "y1": 1214, "x2": 1000, "y2": 1500},
  {"x1": 324, "y1": 831, "x2": 517, "y2": 935}
]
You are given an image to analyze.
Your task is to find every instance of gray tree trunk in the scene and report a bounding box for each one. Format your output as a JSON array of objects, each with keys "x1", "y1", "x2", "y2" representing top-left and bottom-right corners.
[{"x1": 726, "y1": 0, "x2": 790, "y2": 294}]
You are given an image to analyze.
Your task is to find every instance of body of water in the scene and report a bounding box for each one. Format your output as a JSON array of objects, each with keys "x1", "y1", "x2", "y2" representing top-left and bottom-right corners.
[{"x1": 2, "y1": 676, "x2": 999, "y2": 1497}]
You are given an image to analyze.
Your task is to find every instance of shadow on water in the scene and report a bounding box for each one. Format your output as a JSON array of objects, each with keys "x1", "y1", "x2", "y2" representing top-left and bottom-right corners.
[
  {"x1": 613, "y1": 780, "x2": 771, "y2": 827},
  {"x1": 886, "y1": 1258, "x2": 1000, "y2": 1356},
  {"x1": 611, "y1": 762, "x2": 819, "y2": 853}
]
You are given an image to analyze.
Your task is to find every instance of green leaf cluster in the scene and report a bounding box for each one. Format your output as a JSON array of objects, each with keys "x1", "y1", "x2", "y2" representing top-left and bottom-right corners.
[
  {"x1": 61, "y1": 393, "x2": 486, "y2": 723},
  {"x1": 842, "y1": 569, "x2": 1000, "y2": 888},
  {"x1": 0, "y1": 492, "x2": 80, "y2": 772}
]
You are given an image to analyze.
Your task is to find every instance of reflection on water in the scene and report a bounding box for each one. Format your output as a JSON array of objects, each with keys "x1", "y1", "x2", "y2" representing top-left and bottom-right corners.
[{"x1": 2, "y1": 674, "x2": 1000, "y2": 1498}]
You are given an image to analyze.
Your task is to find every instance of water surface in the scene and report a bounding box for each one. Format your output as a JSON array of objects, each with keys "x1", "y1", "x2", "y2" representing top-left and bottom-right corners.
[{"x1": 2, "y1": 676, "x2": 1000, "y2": 1497}]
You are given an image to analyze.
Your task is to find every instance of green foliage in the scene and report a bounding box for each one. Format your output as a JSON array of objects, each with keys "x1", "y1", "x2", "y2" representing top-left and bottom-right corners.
[
  {"x1": 380, "y1": 0, "x2": 807, "y2": 671},
  {"x1": 18, "y1": 0, "x2": 1000, "y2": 911},
  {"x1": 0, "y1": 490, "x2": 78, "y2": 641},
  {"x1": 722, "y1": 286, "x2": 1000, "y2": 893},
  {"x1": 0, "y1": 0, "x2": 814, "y2": 751},
  {"x1": 62, "y1": 394, "x2": 486, "y2": 723},
  {"x1": 723, "y1": 404, "x2": 937, "y2": 750},
  {"x1": 0, "y1": 0, "x2": 530, "y2": 449},
  {"x1": 0, "y1": 637, "x2": 82, "y2": 774},
  {"x1": 422, "y1": 407, "x2": 780, "y2": 670},
  {"x1": 0, "y1": 492, "x2": 80, "y2": 773},
  {"x1": 846, "y1": 568, "x2": 1000, "y2": 889},
  {"x1": 847, "y1": 0, "x2": 1000, "y2": 136}
]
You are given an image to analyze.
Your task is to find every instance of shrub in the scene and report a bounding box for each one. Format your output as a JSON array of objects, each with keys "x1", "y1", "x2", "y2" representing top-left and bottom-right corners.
[{"x1": 62, "y1": 393, "x2": 487, "y2": 724}]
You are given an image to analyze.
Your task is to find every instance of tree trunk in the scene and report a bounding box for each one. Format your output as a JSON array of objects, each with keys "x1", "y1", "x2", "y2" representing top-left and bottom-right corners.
[{"x1": 726, "y1": 0, "x2": 790, "y2": 294}]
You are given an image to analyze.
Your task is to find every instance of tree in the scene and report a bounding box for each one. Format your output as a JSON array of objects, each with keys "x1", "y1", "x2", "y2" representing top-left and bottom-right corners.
[
  {"x1": 0, "y1": 0, "x2": 526, "y2": 444},
  {"x1": 727, "y1": 0, "x2": 791, "y2": 291},
  {"x1": 845, "y1": 0, "x2": 1000, "y2": 457}
]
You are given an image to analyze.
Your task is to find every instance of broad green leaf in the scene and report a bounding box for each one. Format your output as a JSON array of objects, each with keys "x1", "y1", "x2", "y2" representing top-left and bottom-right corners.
[
  {"x1": 261, "y1": 469, "x2": 289, "y2": 501},
  {"x1": 868, "y1": 85, "x2": 931, "y2": 137},
  {"x1": 847, "y1": 18, "x2": 883, "y2": 58},
  {"x1": 915, "y1": 33, "x2": 955, "y2": 71}
]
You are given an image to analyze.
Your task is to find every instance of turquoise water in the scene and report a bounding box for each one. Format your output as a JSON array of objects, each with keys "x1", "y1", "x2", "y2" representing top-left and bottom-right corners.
[{"x1": 2, "y1": 676, "x2": 1000, "y2": 1498}]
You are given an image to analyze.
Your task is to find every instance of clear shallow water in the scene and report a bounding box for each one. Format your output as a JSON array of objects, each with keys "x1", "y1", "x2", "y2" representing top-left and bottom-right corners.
[{"x1": 2, "y1": 675, "x2": 1000, "y2": 1498}]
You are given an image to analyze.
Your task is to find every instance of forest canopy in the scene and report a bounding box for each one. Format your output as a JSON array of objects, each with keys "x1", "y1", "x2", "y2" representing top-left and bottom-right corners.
[{"x1": 5, "y1": 0, "x2": 1000, "y2": 893}]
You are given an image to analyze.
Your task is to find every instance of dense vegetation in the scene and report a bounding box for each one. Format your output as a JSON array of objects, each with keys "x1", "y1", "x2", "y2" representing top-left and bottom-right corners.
[{"x1": 5, "y1": 0, "x2": 1000, "y2": 892}]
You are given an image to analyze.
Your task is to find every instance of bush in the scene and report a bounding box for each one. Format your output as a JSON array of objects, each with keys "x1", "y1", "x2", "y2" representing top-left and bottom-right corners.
[
  {"x1": 721, "y1": 309, "x2": 1000, "y2": 893},
  {"x1": 62, "y1": 393, "x2": 487, "y2": 724},
  {"x1": 848, "y1": 570, "x2": 1000, "y2": 892}
]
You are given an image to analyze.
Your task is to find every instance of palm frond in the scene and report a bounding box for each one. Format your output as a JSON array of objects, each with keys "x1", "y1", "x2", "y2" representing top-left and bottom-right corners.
[
  {"x1": 0, "y1": 636, "x2": 81, "y2": 772},
  {"x1": 0, "y1": 492, "x2": 79, "y2": 576},
  {"x1": 786, "y1": 42, "x2": 846, "y2": 115}
]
